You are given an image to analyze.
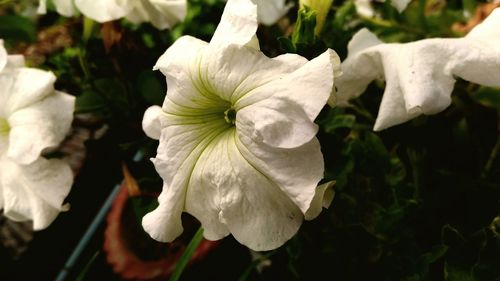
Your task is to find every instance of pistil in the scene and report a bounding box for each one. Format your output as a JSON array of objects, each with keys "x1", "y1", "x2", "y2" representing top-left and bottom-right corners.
[{"x1": 224, "y1": 108, "x2": 237, "y2": 125}]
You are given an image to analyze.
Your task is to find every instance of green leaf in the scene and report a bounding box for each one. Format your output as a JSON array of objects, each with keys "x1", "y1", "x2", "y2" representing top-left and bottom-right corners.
[
  {"x1": 472, "y1": 87, "x2": 500, "y2": 109},
  {"x1": 283, "y1": 5, "x2": 328, "y2": 59},
  {"x1": 333, "y1": 0, "x2": 356, "y2": 30},
  {"x1": 0, "y1": 15, "x2": 36, "y2": 43},
  {"x1": 417, "y1": 245, "x2": 448, "y2": 272},
  {"x1": 323, "y1": 114, "x2": 356, "y2": 133},
  {"x1": 444, "y1": 263, "x2": 476, "y2": 281},
  {"x1": 75, "y1": 90, "x2": 106, "y2": 113},
  {"x1": 169, "y1": 227, "x2": 204, "y2": 281},
  {"x1": 75, "y1": 251, "x2": 100, "y2": 281},
  {"x1": 137, "y1": 70, "x2": 165, "y2": 105},
  {"x1": 365, "y1": 131, "x2": 389, "y2": 159},
  {"x1": 292, "y1": 6, "x2": 317, "y2": 46},
  {"x1": 129, "y1": 196, "x2": 158, "y2": 227},
  {"x1": 278, "y1": 37, "x2": 296, "y2": 53},
  {"x1": 94, "y1": 78, "x2": 130, "y2": 113}
]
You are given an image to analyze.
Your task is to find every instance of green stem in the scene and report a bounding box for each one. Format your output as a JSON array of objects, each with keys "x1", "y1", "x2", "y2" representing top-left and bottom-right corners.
[
  {"x1": 78, "y1": 48, "x2": 90, "y2": 79},
  {"x1": 482, "y1": 134, "x2": 500, "y2": 178},
  {"x1": 238, "y1": 251, "x2": 277, "y2": 281},
  {"x1": 348, "y1": 103, "x2": 374, "y2": 122},
  {"x1": 75, "y1": 251, "x2": 99, "y2": 281},
  {"x1": 82, "y1": 17, "x2": 95, "y2": 44},
  {"x1": 407, "y1": 147, "x2": 423, "y2": 199},
  {"x1": 361, "y1": 17, "x2": 425, "y2": 36},
  {"x1": 169, "y1": 227, "x2": 204, "y2": 281}
]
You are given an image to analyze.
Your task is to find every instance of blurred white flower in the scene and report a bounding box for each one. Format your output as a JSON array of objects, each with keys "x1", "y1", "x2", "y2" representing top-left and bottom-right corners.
[
  {"x1": 255, "y1": 0, "x2": 293, "y2": 25},
  {"x1": 224, "y1": 0, "x2": 292, "y2": 25},
  {"x1": 38, "y1": 0, "x2": 77, "y2": 17},
  {"x1": 38, "y1": 0, "x2": 187, "y2": 30},
  {"x1": 0, "y1": 40, "x2": 75, "y2": 230},
  {"x1": 354, "y1": 0, "x2": 375, "y2": 17},
  {"x1": 391, "y1": 0, "x2": 411, "y2": 13},
  {"x1": 336, "y1": 8, "x2": 500, "y2": 131},
  {"x1": 142, "y1": 0, "x2": 340, "y2": 251},
  {"x1": 354, "y1": 0, "x2": 411, "y2": 17},
  {"x1": 74, "y1": 0, "x2": 187, "y2": 29}
]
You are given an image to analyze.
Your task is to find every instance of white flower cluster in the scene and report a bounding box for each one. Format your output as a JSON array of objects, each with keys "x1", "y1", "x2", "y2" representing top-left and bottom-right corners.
[
  {"x1": 0, "y1": 40, "x2": 75, "y2": 230},
  {"x1": 38, "y1": 0, "x2": 187, "y2": 30},
  {"x1": 38, "y1": 0, "x2": 293, "y2": 29}
]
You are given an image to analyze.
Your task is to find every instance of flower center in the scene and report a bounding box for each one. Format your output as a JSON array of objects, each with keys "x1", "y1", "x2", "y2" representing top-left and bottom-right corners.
[
  {"x1": 0, "y1": 118, "x2": 9, "y2": 136},
  {"x1": 224, "y1": 107, "x2": 237, "y2": 125}
]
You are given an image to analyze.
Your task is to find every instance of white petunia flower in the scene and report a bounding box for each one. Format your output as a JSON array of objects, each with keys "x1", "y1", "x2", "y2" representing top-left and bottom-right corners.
[
  {"x1": 354, "y1": 0, "x2": 411, "y2": 17},
  {"x1": 224, "y1": 0, "x2": 292, "y2": 26},
  {"x1": 74, "y1": 0, "x2": 187, "y2": 30},
  {"x1": 354, "y1": 0, "x2": 375, "y2": 17},
  {"x1": 142, "y1": 0, "x2": 340, "y2": 251},
  {"x1": 390, "y1": 0, "x2": 411, "y2": 13},
  {"x1": 0, "y1": 40, "x2": 75, "y2": 230},
  {"x1": 38, "y1": 0, "x2": 77, "y2": 17},
  {"x1": 336, "y1": 8, "x2": 500, "y2": 131},
  {"x1": 255, "y1": 0, "x2": 293, "y2": 25},
  {"x1": 0, "y1": 41, "x2": 6, "y2": 72}
]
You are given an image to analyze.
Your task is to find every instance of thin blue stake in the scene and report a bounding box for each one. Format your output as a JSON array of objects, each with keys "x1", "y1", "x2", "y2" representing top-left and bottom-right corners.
[
  {"x1": 55, "y1": 183, "x2": 121, "y2": 281},
  {"x1": 55, "y1": 153, "x2": 142, "y2": 281}
]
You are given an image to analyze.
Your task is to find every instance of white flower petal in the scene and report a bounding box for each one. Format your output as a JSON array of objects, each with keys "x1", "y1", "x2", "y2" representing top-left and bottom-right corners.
[
  {"x1": 215, "y1": 130, "x2": 303, "y2": 251},
  {"x1": 304, "y1": 181, "x2": 335, "y2": 220},
  {"x1": 0, "y1": 39, "x2": 6, "y2": 72},
  {"x1": 52, "y1": 0, "x2": 77, "y2": 17},
  {"x1": 153, "y1": 36, "x2": 223, "y2": 113},
  {"x1": 335, "y1": 28, "x2": 383, "y2": 106},
  {"x1": 354, "y1": 0, "x2": 375, "y2": 17},
  {"x1": 0, "y1": 68, "x2": 56, "y2": 115},
  {"x1": 337, "y1": 8, "x2": 500, "y2": 131},
  {"x1": 5, "y1": 55, "x2": 25, "y2": 70},
  {"x1": 184, "y1": 131, "x2": 235, "y2": 241},
  {"x1": 1, "y1": 157, "x2": 73, "y2": 230},
  {"x1": 236, "y1": 130, "x2": 324, "y2": 216},
  {"x1": 152, "y1": 118, "x2": 230, "y2": 191},
  {"x1": 154, "y1": 35, "x2": 208, "y2": 73},
  {"x1": 238, "y1": 49, "x2": 340, "y2": 124},
  {"x1": 211, "y1": 0, "x2": 258, "y2": 47},
  {"x1": 255, "y1": 0, "x2": 292, "y2": 26},
  {"x1": 75, "y1": 0, "x2": 134, "y2": 22},
  {"x1": 38, "y1": 0, "x2": 48, "y2": 14},
  {"x1": 144, "y1": 119, "x2": 230, "y2": 242},
  {"x1": 237, "y1": 97, "x2": 318, "y2": 149},
  {"x1": 202, "y1": 44, "x2": 308, "y2": 105},
  {"x1": 142, "y1": 181, "x2": 185, "y2": 242},
  {"x1": 155, "y1": 37, "x2": 232, "y2": 115},
  {"x1": 390, "y1": 0, "x2": 411, "y2": 13},
  {"x1": 126, "y1": 0, "x2": 187, "y2": 29},
  {"x1": 142, "y1": 105, "x2": 164, "y2": 140},
  {"x1": 7, "y1": 91, "x2": 74, "y2": 165},
  {"x1": 453, "y1": 8, "x2": 500, "y2": 87}
]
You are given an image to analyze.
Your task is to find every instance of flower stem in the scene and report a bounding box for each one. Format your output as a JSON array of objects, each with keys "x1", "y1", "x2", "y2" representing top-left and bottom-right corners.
[
  {"x1": 169, "y1": 226, "x2": 204, "y2": 281},
  {"x1": 482, "y1": 133, "x2": 500, "y2": 178},
  {"x1": 75, "y1": 251, "x2": 100, "y2": 281},
  {"x1": 82, "y1": 17, "x2": 95, "y2": 44}
]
